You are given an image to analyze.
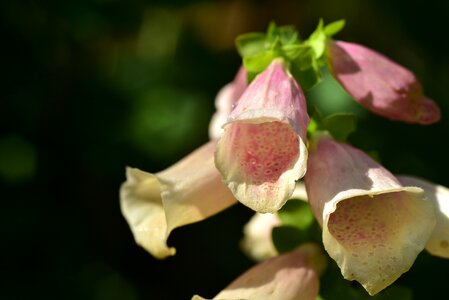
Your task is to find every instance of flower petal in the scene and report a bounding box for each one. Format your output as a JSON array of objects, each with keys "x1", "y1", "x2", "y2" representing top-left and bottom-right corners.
[
  {"x1": 328, "y1": 40, "x2": 441, "y2": 124},
  {"x1": 241, "y1": 213, "x2": 281, "y2": 262},
  {"x1": 305, "y1": 135, "x2": 435, "y2": 295},
  {"x1": 215, "y1": 59, "x2": 309, "y2": 213},
  {"x1": 193, "y1": 244, "x2": 325, "y2": 300},
  {"x1": 120, "y1": 141, "x2": 237, "y2": 259},
  {"x1": 209, "y1": 66, "x2": 248, "y2": 140},
  {"x1": 398, "y1": 176, "x2": 449, "y2": 258},
  {"x1": 240, "y1": 182, "x2": 310, "y2": 262}
]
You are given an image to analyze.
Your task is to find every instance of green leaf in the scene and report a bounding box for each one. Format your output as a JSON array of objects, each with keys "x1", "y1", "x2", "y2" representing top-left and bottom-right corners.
[
  {"x1": 277, "y1": 199, "x2": 314, "y2": 229},
  {"x1": 307, "y1": 19, "x2": 326, "y2": 59},
  {"x1": 324, "y1": 19, "x2": 346, "y2": 37},
  {"x1": 321, "y1": 113, "x2": 356, "y2": 141},
  {"x1": 272, "y1": 226, "x2": 310, "y2": 253},
  {"x1": 278, "y1": 25, "x2": 299, "y2": 45},
  {"x1": 243, "y1": 50, "x2": 277, "y2": 82},
  {"x1": 290, "y1": 61, "x2": 322, "y2": 90},
  {"x1": 282, "y1": 44, "x2": 310, "y2": 61},
  {"x1": 235, "y1": 33, "x2": 267, "y2": 57},
  {"x1": 266, "y1": 21, "x2": 279, "y2": 44}
]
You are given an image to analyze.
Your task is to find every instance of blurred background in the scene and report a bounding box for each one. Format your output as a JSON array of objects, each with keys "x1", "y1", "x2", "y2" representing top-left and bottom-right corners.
[{"x1": 1, "y1": 0, "x2": 449, "y2": 299}]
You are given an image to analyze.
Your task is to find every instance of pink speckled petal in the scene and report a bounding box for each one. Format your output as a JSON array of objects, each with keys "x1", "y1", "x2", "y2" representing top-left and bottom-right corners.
[
  {"x1": 209, "y1": 66, "x2": 248, "y2": 140},
  {"x1": 120, "y1": 142, "x2": 237, "y2": 259},
  {"x1": 305, "y1": 135, "x2": 435, "y2": 295},
  {"x1": 328, "y1": 40, "x2": 441, "y2": 125},
  {"x1": 193, "y1": 244, "x2": 326, "y2": 300},
  {"x1": 215, "y1": 59, "x2": 309, "y2": 213},
  {"x1": 398, "y1": 176, "x2": 449, "y2": 258}
]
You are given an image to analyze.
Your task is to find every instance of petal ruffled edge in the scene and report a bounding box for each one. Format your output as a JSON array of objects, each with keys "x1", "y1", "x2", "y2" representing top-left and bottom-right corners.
[
  {"x1": 398, "y1": 176, "x2": 449, "y2": 258},
  {"x1": 120, "y1": 142, "x2": 237, "y2": 259}
]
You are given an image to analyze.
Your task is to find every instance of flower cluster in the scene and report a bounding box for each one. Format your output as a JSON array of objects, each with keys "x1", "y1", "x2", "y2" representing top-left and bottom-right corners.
[{"x1": 120, "y1": 21, "x2": 447, "y2": 299}]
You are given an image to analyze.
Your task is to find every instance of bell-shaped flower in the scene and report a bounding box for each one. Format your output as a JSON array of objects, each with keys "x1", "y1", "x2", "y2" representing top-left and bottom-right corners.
[
  {"x1": 120, "y1": 141, "x2": 237, "y2": 259},
  {"x1": 398, "y1": 176, "x2": 449, "y2": 258},
  {"x1": 209, "y1": 66, "x2": 248, "y2": 140},
  {"x1": 304, "y1": 134, "x2": 435, "y2": 295},
  {"x1": 192, "y1": 243, "x2": 326, "y2": 300},
  {"x1": 327, "y1": 40, "x2": 440, "y2": 124},
  {"x1": 240, "y1": 182, "x2": 308, "y2": 262},
  {"x1": 241, "y1": 212, "x2": 281, "y2": 262},
  {"x1": 215, "y1": 59, "x2": 310, "y2": 213}
]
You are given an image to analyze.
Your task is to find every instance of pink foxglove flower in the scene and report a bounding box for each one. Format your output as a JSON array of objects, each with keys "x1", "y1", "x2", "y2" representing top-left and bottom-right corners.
[
  {"x1": 304, "y1": 135, "x2": 435, "y2": 295},
  {"x1": 328, "y1": 40, "x2": 440, "y2": 124},
  {"x1": 193, "y1": 243, "x2": 326, "y2": 300},
  {"x1": 209, "y1": 66, "x2": 248, "y2": 140},
  {"x1": 215, "y1": 59, "x2": 310, "y2": 213},
  {"x1": 398, "y1": 176, "x2": 449, "y2": 259},
  {"x1": 120, "y1": 141, "x2": 236, "y2": 259}
]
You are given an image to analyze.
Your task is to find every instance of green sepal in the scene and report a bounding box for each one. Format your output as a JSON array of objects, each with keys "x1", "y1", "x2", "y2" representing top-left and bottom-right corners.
[
  {"x1": 307, "y1": 19, "x2": 326, "y2": 59},
  {"x1": 282, "y1": 44, "x2": 310, "y2": 61},
  {"x1": 235, "y1": 33, "x2": 267, "y2": 57},
  {"x1": 278, "y1": 25, "x2": 300, "y2": 45},
  {"x1": 290, "y1": 61, "x2": 322, "y2": 90},
  {"x1": 321, "y1": 112, "x2": 357, "y2": 141},
  {"x1": 324, "y1": 19, "x2": 346, "y2": 37},
  {"x1": 243, "y1": 50, "x2": 277, "y2": 82},
  {"x1": 265, "y1": 22, "x2": 299, "y2": 48}
]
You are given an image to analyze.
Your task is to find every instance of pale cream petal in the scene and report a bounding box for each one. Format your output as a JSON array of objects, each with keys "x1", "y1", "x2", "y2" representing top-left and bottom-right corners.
[
  {"x1": 193, "y1": 244, "x2": 325, "y2": 300},
  {"x1": 241, "y1": 213, "x2": 281, "y2": 262},
  {"x1": 398, "y1": 176, "x2": 449, "y2": 258},
  {"x1": 240, "y1": 183, "x2": 309, "y2": 262},
  {"x1": 120, "y1": 141, "x2": 237, "y2": 259},
  {"x1": 305, "y1": 136, "x2": 435, "y2": 295}
]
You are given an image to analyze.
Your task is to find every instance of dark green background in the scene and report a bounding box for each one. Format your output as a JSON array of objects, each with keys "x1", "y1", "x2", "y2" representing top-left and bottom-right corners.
[{"x1": 1, "y1": 0, "x2": 448, "y2": 299}]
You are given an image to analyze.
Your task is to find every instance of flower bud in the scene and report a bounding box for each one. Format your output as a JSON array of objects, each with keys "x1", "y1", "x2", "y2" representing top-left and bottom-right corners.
[{"x1": 328, "y1": 40, "x2": 440, "y2": 125}]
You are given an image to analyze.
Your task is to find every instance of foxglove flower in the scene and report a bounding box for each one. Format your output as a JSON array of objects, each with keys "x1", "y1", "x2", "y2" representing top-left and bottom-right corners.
[
  {"x1": 193, "y1": 243, "x2": 326, "y2": 300},
  {"x1": 215, "y1": 59, "x2": 310, "y2": 213},
  {"x1": 240, "y1": 212, "x2": 281, "y2": 262},
  {"x1": 327, "y1": 40, "x2": 440, "y2": 124},
  {"x1": 240, "y1": 182, "x2": 308, "y2": 262},
  {"x1": 209, "y1": 66, "x2": 248, "y2": 140},
  {"x1": 120, "y1": 141, "x2": 236, "y2": 259},
  {"x1": 304, "y1": 135, "x2": 435, "y2": 295},
  {"x1": 398, "y1": 176, "x2": 449, "y2": 258},
  {"x1": 120, "y1": 65, "x2": 249, "y2": 259}
]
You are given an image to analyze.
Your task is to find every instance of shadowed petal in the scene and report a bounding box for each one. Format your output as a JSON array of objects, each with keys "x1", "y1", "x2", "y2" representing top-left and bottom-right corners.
[
  {"x1": 305, "y1": 135, "x2": 435, "y2": 295},
  {"x1": 209, "y1": 66, "x2": 248, "y2": 140},
  {"x1": 120, "y1": 141, "x2": 237, "y2": 259},
  {"x1": 241, "y1": 212, "x2": 281, "y2": 262},
  {"x1": 328, "y1": 40, "x2": 440, "y2": 125},
  {"x1": 398, "y1": 176, "x2": 449, "y2": 258},
  {"x1": 240, "y1": 182, "x2": 308, "y2": 262},
  {"x1": 193, "y1": 244, "x2": 325, "y2": 300},
  {"x1": 215, "y1": 59, "x2": 309, "y2": 213}
]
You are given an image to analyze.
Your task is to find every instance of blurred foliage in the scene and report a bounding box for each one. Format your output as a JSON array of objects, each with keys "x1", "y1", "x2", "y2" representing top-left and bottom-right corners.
[{"x1": 1, "y1": 0, "x2": 449, "y2": 299}]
